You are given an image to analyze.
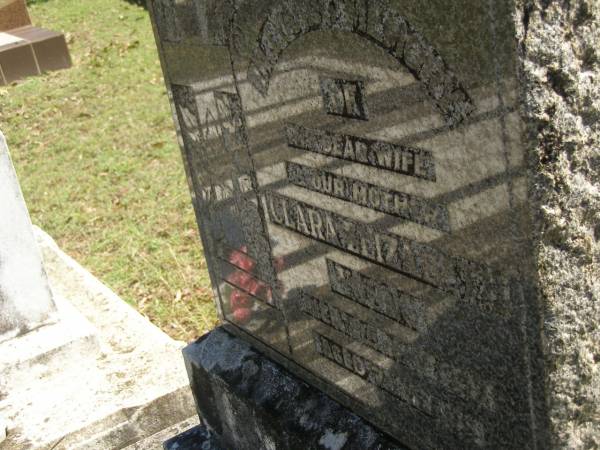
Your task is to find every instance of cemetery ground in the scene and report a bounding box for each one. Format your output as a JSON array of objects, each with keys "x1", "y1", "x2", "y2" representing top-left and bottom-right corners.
[{"x1": 0, "y1": 0, "x2": 218, "y2": 341}]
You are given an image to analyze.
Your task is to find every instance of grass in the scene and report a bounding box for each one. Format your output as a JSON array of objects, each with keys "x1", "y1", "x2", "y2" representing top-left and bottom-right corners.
[{"x1": 0, "y1": 0, "x2": 218, "y2": 341}]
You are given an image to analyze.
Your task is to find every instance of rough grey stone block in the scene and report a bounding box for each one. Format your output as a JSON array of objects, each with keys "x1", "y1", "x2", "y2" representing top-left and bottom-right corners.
[{"x1": 175, "y1": 327, "x2": 405, "y2": 450}]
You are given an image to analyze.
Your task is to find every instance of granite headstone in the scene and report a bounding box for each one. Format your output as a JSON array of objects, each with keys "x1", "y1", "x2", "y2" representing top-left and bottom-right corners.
[{"x1": 149, "y1": 1, "x2": 599, "y2": 449}]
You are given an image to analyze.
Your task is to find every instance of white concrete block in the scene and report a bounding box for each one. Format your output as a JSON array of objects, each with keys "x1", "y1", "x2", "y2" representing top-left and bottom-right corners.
[
  {"x1": 0, "y1": 131, "x2": 56, "y2": 341},
  {"x1": 0, "y1": 229, "x2": 195, "y2": 449}
]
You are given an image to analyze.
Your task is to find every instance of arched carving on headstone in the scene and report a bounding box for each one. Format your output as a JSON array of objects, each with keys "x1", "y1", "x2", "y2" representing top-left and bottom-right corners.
[{"x1": 247, "y1": 0, "x2": 475, "y2": 126}]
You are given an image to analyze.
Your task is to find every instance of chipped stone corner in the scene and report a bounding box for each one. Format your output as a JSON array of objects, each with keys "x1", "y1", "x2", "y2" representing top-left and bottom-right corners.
[{"x1": 514, "y1": 0, "x2": 600, "y2": 447}]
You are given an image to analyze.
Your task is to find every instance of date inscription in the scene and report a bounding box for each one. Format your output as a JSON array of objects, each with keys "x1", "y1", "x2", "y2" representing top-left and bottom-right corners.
[{"x1": 314, "y1": 332, "x2": 485, "y2": 443}]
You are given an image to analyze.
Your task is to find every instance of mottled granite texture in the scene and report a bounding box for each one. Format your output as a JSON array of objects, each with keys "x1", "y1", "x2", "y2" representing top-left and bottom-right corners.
[
  {"x1": 163, "y1": 424, "x2": 222, "y2": 450},
  {"x1": 174, "y1": 327, "x2": 404, "y2": 450},
  {"x1": 515, "y1": 1, "x2": 599, "y2": 447},
  {"x1": 148, "y1": 0, "x2": 599, "y2": 448}
]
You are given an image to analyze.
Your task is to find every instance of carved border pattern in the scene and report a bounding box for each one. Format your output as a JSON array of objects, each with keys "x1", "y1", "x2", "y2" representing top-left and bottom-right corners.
[{"x1": 247, "y1": 0, "x2": 475, "y2": 126}]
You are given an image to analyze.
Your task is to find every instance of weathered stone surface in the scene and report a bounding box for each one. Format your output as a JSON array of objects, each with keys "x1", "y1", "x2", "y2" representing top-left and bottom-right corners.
[
  {"x1": 0, "y1": 293, "x2": 99, "y2": 394},
  {"x1": 149, "y1": 1, "x2": 598, "y2": 448},
  {"x1": 124, "y1": 416, "x2": 201, "y2": 450},
  {"x1": 0, "y1": 229, "x2": 195, "y2": 449},
  {"x1": 0, "y1": 417, "x2": 6, "y2": 445},
  {"x1": 177, "y1": 327, "x2": 404, "y2": 450},
  {"x1": 514, "y1": 1, "x2": 600, "y2": 447},
  {"x1": 0, "y1": 131, "x2": 56, "y2": 341},
  {"x1": 0, "y1": 130, "x2": 194, "y2": 448}
]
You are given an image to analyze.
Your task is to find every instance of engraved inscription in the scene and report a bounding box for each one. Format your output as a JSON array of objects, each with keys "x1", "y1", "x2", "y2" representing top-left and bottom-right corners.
[
  {"x1": 285, "y1": 123, "x2": 436, "y2": 181},
  {"x1": 287, "y1": 162, "x2": 449, "y2": 231},
  {"x1": 314, "y1": 332, "x2": 486, "y2": 444},
  {"x1": 320, "y1": 78, "x2": 368, "y2": 120},
  {"x1": 214, "y1": 91, "x2": 246, "y2": 151},
  {"x1": 210, "y1": 91, "x2": 278, "y2": 288},
  {"x1": 198, "y1": 175, "x2": 254, "y2": 204},
  {"x1": 171, "y1": 84, "x2": 208, "y2": 173},
  {"x1": 153, "y1": 0, "x2": 538, "y2": 447},
  {"x1": 301, "y1": 288, "x2": 502, "y2": 408},
  {"x1": 300, "y1": 292, "x2": 395, "y2": 358},
  {"x1": 327, "y1": 259, "x2": 424, "y2": 331},
  {"x1": 246, "y1": 0, "x2": 475, "y2": 126},
  {"x1": 264, "y1": 191, "x2": 513, "y2": 316},
  {"x1": 306, "y1": 292, "x2": 497, "y2": 411}
]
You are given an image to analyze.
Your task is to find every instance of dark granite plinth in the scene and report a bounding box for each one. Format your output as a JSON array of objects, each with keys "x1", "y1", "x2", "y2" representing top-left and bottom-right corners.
[
  {"x1": 168, "y1": 327, "x2": 405, "y2": 450},
  {"x1": 163, "y1": 424, "x2": 222, "y2": 450}
]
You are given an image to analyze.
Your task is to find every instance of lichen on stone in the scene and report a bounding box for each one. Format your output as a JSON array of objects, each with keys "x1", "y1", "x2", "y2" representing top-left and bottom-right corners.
[{"x1": 514, "y1": 0, "x2": 600, "y2": 447}]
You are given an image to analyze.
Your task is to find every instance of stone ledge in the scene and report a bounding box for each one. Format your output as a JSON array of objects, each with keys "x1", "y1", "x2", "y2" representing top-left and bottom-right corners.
[
  {"x1": 0, "y1": 293, "x2": 99, "y2": 388},
  {"x1": 123, "y1": 416, "x2": 201, "y2": 450},
  {"x1": 0, "y1": 229, "x2": 195, "y2": 449}
]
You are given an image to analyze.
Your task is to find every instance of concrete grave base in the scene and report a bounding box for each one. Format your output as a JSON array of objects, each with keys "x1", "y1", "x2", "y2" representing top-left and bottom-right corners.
[
  {"x1": 0, "y1": 293, "x2": 98, "y2": 388},
  {"x1": 168, "y1": 327, "x2": 405, "y2": 450},
  {"x1": 0, "y1": 228, "x2": 195, "y2": 449}
]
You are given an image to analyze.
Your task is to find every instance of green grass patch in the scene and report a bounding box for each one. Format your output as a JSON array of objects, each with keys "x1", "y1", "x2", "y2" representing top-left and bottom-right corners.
[{"x1": 1, "y1": 0, "x2": 218, "y2": 341}]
